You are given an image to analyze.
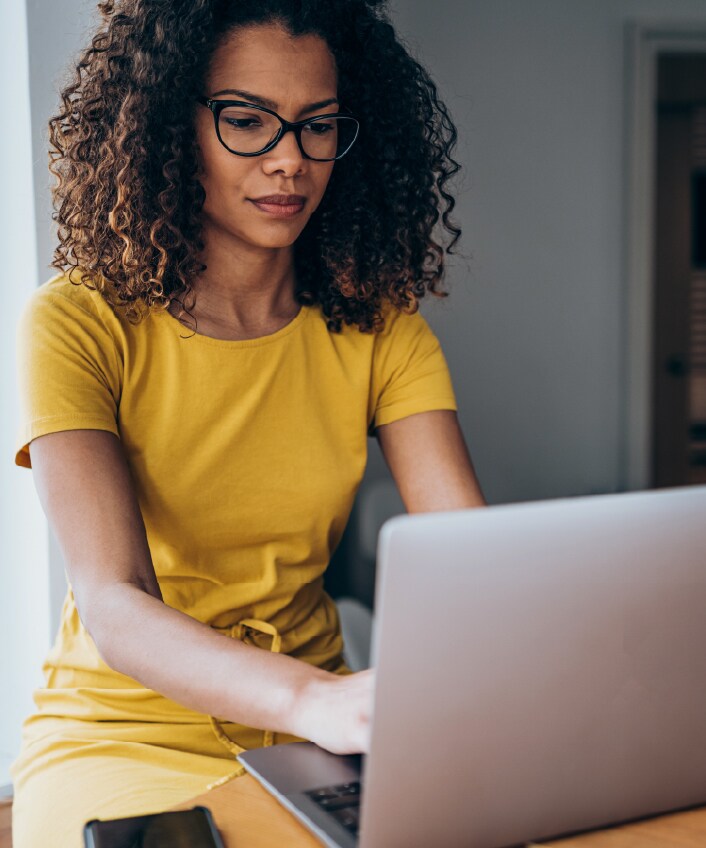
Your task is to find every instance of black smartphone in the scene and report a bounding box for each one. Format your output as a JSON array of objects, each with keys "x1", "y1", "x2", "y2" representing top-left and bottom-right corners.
[{"x1": 83, "y1": 805, "x2": 225, "y2": 847}]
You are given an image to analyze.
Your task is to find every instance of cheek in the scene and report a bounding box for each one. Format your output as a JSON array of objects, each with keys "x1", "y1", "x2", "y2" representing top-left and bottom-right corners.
[
  {"x1": 202, "y1": 158, "x2": 250, "y2": 197},
  {"x1": 196, "y1": 120, "x2": 245, "y2": 191},
  {"x1": 311, "y1": 164, "x2": 336, "y2": 205},
  {"x1": 198, "y1": 148, "x2": 253, "y2": 211}
]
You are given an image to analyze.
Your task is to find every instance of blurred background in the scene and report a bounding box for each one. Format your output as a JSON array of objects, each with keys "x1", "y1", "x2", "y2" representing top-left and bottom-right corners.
[{"x1": 2, "y1": 0, "x2": 705, "y2": 787}]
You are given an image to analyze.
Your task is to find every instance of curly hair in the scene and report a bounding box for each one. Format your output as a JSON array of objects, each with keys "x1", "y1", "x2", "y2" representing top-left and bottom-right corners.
[{"x1": 49, "y1": 0, "x2": 462, "y2": 334}]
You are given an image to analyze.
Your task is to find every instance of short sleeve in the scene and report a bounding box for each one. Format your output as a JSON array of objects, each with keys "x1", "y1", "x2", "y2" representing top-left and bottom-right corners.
[
  {"x1": 14, "y1": 282, "x2": 122, "y2": 468},
  {"x1": 367, "y1": 304, "x2": 458, "y2": 436}
]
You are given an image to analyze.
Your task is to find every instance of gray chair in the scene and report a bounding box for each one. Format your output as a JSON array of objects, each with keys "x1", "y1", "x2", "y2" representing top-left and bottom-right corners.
[{"x1": 337, "y1": 478, "x2": 405, "y2": 671}]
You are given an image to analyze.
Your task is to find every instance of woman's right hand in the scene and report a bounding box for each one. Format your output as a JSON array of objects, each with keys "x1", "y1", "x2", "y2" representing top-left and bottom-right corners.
[{"x1": 294, "y1": 668, "x2": 376, "y2": 755}]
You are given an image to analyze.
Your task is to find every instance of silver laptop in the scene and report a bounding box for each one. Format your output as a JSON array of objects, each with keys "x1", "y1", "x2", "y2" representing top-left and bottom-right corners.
[{"x1": 237, "y1": 486, "x2": 706, "y2": 848}]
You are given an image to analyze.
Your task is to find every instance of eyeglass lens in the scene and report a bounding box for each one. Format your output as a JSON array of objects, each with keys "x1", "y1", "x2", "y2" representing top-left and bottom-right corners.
[{"x1": 217, "y1": 106, "x2": 357, "y2": 159}]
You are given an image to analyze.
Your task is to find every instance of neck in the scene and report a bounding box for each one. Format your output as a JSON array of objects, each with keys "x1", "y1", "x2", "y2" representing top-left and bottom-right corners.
[{"x1": 179, "y1": 228, "x2": 300, "y2": 331}]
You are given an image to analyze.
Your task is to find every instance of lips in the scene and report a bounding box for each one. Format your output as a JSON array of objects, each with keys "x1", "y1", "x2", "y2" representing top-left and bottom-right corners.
[
  {"x1": 251, "y1": 194, "x2": 306, "y2": 205},
  {"x1": 249, "y1": 194, "x2": 307, "y2": 218}
]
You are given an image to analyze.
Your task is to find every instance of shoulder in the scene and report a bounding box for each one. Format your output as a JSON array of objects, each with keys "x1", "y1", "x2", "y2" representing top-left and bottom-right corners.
[
  {"x1": 19, "y1": 271, "x2": 126, "y2": 342},
  {"x1": 24, "y1": 271, "x2": 117, "y2": 316},
  {"x1": 372, "y1": 299, "x2": 442, "y2": 352},
  {"x1": 379, "y1": 297, "x2": 436, "y2": 331},
  {"x1": 17, "y1": 273, "x2": 129, "y2": 388},
  {"x1": 321, "y1": 299, "x2": 434, "y2": 342}
]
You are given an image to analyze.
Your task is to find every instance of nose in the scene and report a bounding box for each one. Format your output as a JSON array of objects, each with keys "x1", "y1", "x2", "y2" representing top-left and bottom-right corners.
[{"x1": 261, "y1": 128, "x2": 306, "y2": 177}]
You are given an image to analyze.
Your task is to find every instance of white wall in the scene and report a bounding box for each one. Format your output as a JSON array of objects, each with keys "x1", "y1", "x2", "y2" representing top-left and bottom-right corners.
[
  {"x1": 364, "y1": 0, "x2": 706, "y2": 504},
  {"x1": 0, "y1": 0, "x2": 49, "y2": 787},
  {"x1": 0, "y1": 0, "x2": 99, "y2": 786},
  {"x1": 25, "y1": 0, "x2": 99, "y2": 639}
]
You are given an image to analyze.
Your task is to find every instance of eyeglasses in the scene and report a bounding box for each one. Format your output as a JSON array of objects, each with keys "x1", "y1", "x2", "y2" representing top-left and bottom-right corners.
[{"x1": 196, "y1": 97, "x2": 360, "y2": 161}]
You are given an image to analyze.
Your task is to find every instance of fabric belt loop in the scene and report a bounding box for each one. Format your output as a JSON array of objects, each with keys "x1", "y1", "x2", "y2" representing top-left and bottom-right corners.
[{"x1": 208, "y1": 618, "x2": 283, "y2": 755}]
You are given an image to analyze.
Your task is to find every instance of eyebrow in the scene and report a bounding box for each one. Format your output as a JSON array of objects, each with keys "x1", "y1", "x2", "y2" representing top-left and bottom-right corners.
[{"x1": 210, "y1": 88, "x2": 339, "y2": 115}]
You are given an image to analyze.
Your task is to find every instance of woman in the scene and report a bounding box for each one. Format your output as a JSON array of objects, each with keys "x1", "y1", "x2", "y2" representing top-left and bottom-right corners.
[{"x1": 11, "y1": 0, "x2": 486, "y2": 844}]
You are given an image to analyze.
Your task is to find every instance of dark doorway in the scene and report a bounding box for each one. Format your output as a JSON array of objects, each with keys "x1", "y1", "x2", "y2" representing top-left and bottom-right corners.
[{"x1": 652, "y1": 54, "x2": 706, "y2": 487}]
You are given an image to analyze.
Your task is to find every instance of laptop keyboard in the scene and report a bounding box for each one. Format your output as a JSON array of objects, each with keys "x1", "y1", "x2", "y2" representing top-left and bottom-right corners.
[{"x1": 305, "y1": 781, "x2": 362, "y2": 836}]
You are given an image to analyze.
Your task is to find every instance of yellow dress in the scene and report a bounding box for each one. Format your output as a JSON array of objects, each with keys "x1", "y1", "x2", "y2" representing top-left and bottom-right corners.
[{"x1": 10, "y1": 273, "x2": 458, "y2": 847}]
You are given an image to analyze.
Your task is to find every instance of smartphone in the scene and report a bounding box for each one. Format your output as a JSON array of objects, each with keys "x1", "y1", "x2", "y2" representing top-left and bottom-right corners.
[{"x1": 83, "y1": 805, "x2": 225, "y2": 847}]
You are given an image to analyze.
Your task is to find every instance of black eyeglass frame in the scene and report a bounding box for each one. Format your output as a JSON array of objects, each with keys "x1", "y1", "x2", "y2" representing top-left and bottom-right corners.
[{"x1": 196, "y1": 96, "x2": 360, "y2": 162}]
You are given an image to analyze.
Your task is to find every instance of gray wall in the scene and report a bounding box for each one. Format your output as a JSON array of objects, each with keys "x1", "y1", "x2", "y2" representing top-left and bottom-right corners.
[
  {"x1": 358, "y1": 0, "x2": 706, "y2": 505},
  {"x1": 26, "y1": 0, "x2": 99, "y2": 282}
]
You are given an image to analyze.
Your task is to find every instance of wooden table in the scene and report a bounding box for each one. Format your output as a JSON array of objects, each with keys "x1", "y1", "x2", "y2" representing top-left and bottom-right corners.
[{"x1": 177, "y1": 772, "x2": 706, "y2": 848}]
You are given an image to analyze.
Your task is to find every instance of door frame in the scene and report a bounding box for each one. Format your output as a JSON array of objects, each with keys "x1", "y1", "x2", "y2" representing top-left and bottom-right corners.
[{"x1": 623, "y1": 21, "x2": 706, "y2": 490}]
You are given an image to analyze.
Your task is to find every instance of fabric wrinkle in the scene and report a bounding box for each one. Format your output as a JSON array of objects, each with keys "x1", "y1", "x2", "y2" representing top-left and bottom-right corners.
[{"x1": 208, "y1": 618, "x2": 283, "y2": 755}]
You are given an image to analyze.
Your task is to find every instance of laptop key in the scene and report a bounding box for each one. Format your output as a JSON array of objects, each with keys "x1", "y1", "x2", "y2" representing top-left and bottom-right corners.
[
  {"x1": 318, "y1": 795, "x2": 360, "y2": 811},
  {"x1": 331, "y1": 806, "x2": 360, "y2": 834},
  {"x1": 338, "y1": 785, "x2": 360, "y2": 797},
  {"x1": 337, "y1": 782, "x2": 360, "y2": 793},
  {"x1": 307, "y1": 787, "x2": 339, "y2": 801}
]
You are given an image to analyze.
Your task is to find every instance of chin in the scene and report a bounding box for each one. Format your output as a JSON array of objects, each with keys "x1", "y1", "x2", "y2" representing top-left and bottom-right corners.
[
  {"x1": 247, "y1": 230, "x2": 304, "y2": 249},
  {"x1": 237, "y1": 219, "x2": 310, "y2": 249},
  {"x1": 204, "y1": 208, "x2": 307, "y2": 250}
]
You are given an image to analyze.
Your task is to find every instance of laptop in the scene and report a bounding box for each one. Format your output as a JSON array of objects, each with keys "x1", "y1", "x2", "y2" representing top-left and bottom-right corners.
[{"x1": 237, "y1": 485, "x2": 706, "y2": 847}]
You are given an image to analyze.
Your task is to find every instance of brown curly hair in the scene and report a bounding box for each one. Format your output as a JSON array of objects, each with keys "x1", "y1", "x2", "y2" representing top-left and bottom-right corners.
[{"x1": 49, "y1": 0, "x2": 462, "y2": 334}]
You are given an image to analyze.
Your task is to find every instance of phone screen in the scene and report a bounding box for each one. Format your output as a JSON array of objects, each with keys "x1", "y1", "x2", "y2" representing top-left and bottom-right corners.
[{"x1": 83, "y1": 806, "x2": 225, "y2": 847}]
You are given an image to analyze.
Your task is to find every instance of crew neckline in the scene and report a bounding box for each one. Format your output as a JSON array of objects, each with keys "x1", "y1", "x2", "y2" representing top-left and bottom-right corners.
[{"x1": 157, "y1": 302, "x2": 310, "y2": 348}]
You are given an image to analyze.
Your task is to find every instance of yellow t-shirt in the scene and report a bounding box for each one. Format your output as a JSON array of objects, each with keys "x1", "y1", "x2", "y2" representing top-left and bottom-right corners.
[{"x1": 14, "y1": 272, "x2": 457, "y2": 725}]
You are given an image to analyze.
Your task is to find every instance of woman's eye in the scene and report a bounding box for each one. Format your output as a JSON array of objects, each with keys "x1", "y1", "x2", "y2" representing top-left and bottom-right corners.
[
  {"x1": 305, "y1": 122, "x2": 335, "y2": 135},
  {"x1": 224, "y1": 117, "x2": 261, "y2": 130}
]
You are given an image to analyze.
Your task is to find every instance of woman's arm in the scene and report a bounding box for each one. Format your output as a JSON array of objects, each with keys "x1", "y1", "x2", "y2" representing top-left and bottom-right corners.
[
  {"x1": 375, "y1": 409, "x2": 487, "y2": 512},
  {"x1": 29, "y1": 429, "x2": 372, "y2": 754}
]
